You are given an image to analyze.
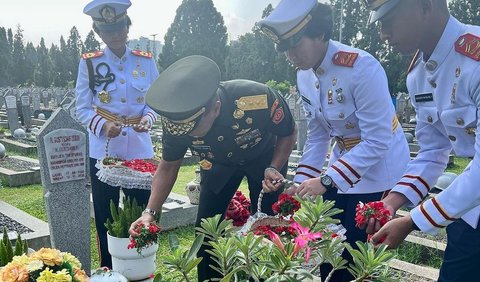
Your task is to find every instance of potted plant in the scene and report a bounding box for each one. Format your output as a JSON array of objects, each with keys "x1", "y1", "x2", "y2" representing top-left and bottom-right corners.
[{"x1": 105, "y1": 196, "x2": 161, "y2": 281}]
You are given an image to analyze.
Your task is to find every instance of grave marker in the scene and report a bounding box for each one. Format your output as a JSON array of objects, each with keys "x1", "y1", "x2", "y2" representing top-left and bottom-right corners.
[
  {"x1": 20, "y1": 92, "x2": 32, "y2": 129},
  {"x1": 36, "y1": 109, "x2": 90, "y2": 273},
  {"x1": 5, "y1": 92, "x2": 20, "y2": 133}
]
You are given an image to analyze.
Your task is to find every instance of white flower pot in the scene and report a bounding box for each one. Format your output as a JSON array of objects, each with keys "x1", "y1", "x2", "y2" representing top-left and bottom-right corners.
[{"x1": 107, "y1": 232, "x2": 158, "y2": 281}]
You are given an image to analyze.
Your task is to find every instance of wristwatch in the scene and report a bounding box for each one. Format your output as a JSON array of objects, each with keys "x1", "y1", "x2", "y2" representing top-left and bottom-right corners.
[
  {"x1": 142, "y1": 208, "x2": 157, "y2": 217},
  {"x1": 320, "y1": 174, "x2": 335, "y2": 190}
]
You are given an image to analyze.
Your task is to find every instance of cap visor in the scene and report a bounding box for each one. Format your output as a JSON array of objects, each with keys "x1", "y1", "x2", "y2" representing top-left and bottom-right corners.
[
  {"x1": 368, "y1": 0, "x2": 401, "y2": 24},
  {"x1": 95, "y1": 18, "x2": 127, "y2": 32}
]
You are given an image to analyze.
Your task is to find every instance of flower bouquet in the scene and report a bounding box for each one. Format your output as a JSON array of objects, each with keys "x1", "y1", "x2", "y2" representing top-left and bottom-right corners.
[
  {"x1": 225, "y1": 191, "x2": 251, "y2": 227},
  {"x1": 0, "y1": 247, "x2": 88, "y2": 282},
  {"x1": 128, "y1": 223, "x2": 162, "y2": 254},
  {"x1": 355, "y1": 201, "x2": 392, "y2": 242}
]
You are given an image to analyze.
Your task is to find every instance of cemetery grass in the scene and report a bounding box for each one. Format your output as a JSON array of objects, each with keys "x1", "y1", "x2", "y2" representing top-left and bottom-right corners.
[{"x1": 0, "y1": 158, "x2": 470, "y2": 278}]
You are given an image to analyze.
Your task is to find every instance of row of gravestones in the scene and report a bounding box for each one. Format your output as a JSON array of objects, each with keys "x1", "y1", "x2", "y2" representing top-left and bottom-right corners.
[{"x1": 0, "y1": 87, "x2": 76, "y2": 133}]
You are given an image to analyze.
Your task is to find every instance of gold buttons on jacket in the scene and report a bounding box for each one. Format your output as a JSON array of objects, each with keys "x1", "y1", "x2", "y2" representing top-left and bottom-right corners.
[
  {"x1": 456, "y1": 118, "x2": 464, "y2": 126},
  {"x1": 338, "y1": 113, "x2": 345, "y2": 119},
  {"x1": 120, "y1": 79, "x2": 126, "y2": 84},
  {"x1": 121, "y1": 98, "x2": 126, "y2": 103},
  {"x1": 122, "y1": 131, "x2": 127, "y2": 136},
  {"x1": 315, "y1": 82, "x2": 320, "y2": 89},
  {"x1": 427, "y1": 116, "x2": 433, "y2": 123},
  {"x1": 448, "y1": 135, "x2": 456, "y2": 141}
]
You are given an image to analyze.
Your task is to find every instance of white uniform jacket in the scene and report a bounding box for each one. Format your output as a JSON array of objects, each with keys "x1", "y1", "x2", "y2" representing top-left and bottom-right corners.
[
  {"x1": 75, "y1": 46, "x2": 159, "y2": 160},
  {"x1": 392, "y1": 17, "x2": 480, "y2": 233},
  {"x1": 294, "y1": 40, "x2": 410, "y2": 194}
]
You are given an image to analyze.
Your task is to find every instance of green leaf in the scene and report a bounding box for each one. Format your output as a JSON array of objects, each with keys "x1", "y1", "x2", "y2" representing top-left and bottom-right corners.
[{"x1": 168, "y1": 234, "x2": 180, "y2": 252}]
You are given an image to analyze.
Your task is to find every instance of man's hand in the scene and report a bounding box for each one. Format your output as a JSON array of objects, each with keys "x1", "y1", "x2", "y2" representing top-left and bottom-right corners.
[
  {"x1": 133, "y1": 117, "x2": 151, "y2": 132},
  {"x1": 129, "y1": 213, "x2": 156, "y2": 238},
  {"x1": 262, "y1": 167, "x2": 284, "y2": 193},
  {"x1": 294, "y1": 177, "x2": 327, "y2": 198},
  {"x1": 361, "y1": 192, "x2": 408, "y2": 234},
  {"x1": 371, "y1": 215, "x2": 414, "y2": 249},
  {"x1": 103, "y1": 121, "x2": 122, "y2": 138}
]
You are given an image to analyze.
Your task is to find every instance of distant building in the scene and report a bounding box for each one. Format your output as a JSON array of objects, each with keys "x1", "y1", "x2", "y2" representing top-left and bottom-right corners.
[{"x1": 128, "y1": 36, "x2": 163, "y2": 58}]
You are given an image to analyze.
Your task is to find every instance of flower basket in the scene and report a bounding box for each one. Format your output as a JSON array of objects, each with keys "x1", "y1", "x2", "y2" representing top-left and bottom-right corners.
[{"x1": 96, "y1": 128, "x2": 158, "y2": 190}]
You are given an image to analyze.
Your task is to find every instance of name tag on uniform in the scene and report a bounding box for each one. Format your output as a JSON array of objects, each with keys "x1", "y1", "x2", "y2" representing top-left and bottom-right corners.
[
  {"x1": 192, "y1": 145, "x2": 211, "y2": 150},
  {"x1": 415, "y1": 93, "x2": 433, "y2": 103}
]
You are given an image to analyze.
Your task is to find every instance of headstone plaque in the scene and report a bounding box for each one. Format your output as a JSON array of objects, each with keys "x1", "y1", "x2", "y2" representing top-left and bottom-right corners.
[
  {"x1": 5, "y1": 93, "x2": 20, "y2": 132},
  {"x1": 20, "y1": 93, "x2": 32, "y2": 129},
  {"x1": 41, "y1": 90, "x2": 49, "y2": 108},
  {"x1": 32, "y1": 90, "x2": 41, "y2": 112},
  {"x1": 36, "y1": 109, "x2": 90, "y2": 273}
]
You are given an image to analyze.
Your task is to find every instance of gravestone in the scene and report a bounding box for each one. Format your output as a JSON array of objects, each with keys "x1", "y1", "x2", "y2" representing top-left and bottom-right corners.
[
  {"x1": 36, "y1": 108, "x2": 90, "y2": 273},
  {"x1": 41, "y1": 90, "x2": 49, "y2": 108},
  {"x1": 20, "y1": 92, "x2": 32, "y2": 129},
  {"x1": 286, "y1": 86, "x2": 307, "y2": 151},
  {"x1": 54, "y1": 89, "x2": 64, "y2": 107},
  {"x1": 32, "y1": 90, "x2": 41, "y2": 112},
  {"x1": 60, "y1": 96, "x2": 74, "y2": 111},
  {"x1": 64, "y1": 100, "x2": 77, "y2": 120},
  {"x1": 5, "y1": 91, "x2": 20, "y2": 132}
]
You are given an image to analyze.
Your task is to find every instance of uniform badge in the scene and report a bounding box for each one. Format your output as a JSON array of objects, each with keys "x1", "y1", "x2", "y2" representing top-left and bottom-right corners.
[
  {"x1": 199, "y1": 159, "x2": 212, "y2": 170},
  {"x1": 98, "y1": 90, "x2": 111, "y2": 104},
  {"x1": 272, "y1": 108, "x2": 285, "y2": 124},
  {"x1": 207, "y1": 152, "x2": 214, "y2": 159},
  {"x1": 450, "y1": 83, "x2": 457, "y2": 104},
  {"x1": 217, "y1": 136, "x2": 224, "y2": 142},
  {"x1": 328, "y1": 89, "x2": 334, "y2": 104},
  {"x1": 233, "y1": 109, "x2": 245, "y2": 119},
  {"x1": 332, "y1": 78, "x2": 338, "y2": 86},
  {"x1": 100, "y1": 6, "x2": 116, "y2": 23},
  {"x1": 232, "y1": 123, "x2": 240, "y2": 130},
  {"x1": 332, "y1": 51, "x2": 358, "y2": 67},
  {"x1": 414, "y1": 93, "x2": 433, "y2": 103},
  {"x1": 455, "y1": 33, "x2": 480, "y2": 61},
  {"x1": 133, "y1": 70, "x2": 139, "y2": 78},
  {"x1": 245, "y1": 117, "x2": 253, "y2": 124},
  {"x1": 81, "y1": 50, "x2": 104, "y2": 60},
  {"x1": 236, "y1": 95, "x2": 268, "y2": 111},
  {"x1": 236, "y1": 128, "x2": 251, "y2": 135},
  {"x1": 131, "y1": 50, "x2": 153, "y2": 59},
  {"x1": 137, "y1": 96, "x2": 145, "y2": 104},
  {"x1": 270, "y1": 99, "x2": 280, "y2": 116},
  {"x1": 227, "y1": 152, "x2": 233, "y2": 157},
  {"x1": 192, "y1": 139, "x2": 204, "y2": 145},
  {"x1": 141, "y1": 71, "x2": 146, "y2": 77},
  {"x1": 336, "y1": 88, "x2": 344, "y2": 103}
]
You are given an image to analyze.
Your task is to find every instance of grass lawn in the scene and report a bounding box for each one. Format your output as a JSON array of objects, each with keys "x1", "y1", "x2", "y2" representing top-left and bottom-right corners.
[{"x1": 0, "y1": 157, "x2": 471, "y2": 277}]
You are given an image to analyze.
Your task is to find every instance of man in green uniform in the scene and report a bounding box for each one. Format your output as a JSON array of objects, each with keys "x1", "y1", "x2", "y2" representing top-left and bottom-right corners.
[{"x1": 129, "y1": 55, "x2": 297, "y2": 281}]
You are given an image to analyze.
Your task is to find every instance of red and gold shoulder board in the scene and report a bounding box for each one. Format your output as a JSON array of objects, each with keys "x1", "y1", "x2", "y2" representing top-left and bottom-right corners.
[
  {"x1": 81, "y1": 50, "x2": 104, "y2": 60},
  {"x1": 455, "y1": 33, "x2": 480, "y2": 61},
  {"x1": 131, "y1": 50, "x2": 153, "y2": 58},
  {"x1": 407, "y1": 49, "x2": 420, "y2": 74},
  {"x1": 332, "y1": 51, "x2": 358, "y2": 67}
]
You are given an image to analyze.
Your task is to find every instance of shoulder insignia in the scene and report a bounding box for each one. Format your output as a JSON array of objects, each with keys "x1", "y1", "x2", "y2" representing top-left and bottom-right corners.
[
  {"x1": 236, "y1": 95, "x2": 268, "y2": 111},
  {"x1": 455, "y1": 33, "x2": 480, "y2": 61},
  {"x1": 131, "y1": 50, "x2": 153, "y2": 58},
  {"x1": 81, "y1": 50, "x2": 104, "y2": 60},
  {"x1": 332, "y1": 51, "x2": 358, "y2": 67},
  {"x1": 407, "y1": 49, "x2": 421, "y2": 74}
]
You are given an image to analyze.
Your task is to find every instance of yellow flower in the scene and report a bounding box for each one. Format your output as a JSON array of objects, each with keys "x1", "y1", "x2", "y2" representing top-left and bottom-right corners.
[
  {"x1": 31, "y1": 248, "x2": 63, "y2": 266},
  {"x1": 26, "y1": 259, "x2": 44, "y2": 272},
  {"x1": 11, "y1": 255, "x2": 32, "y2": 265},
  {"x1": 37, "y1": 268, "x2": 72, "y2": 282},
  {"x1": 62, "y1": 252, "x2": 82, "y2": 269},
  {"x1": 0, "y1": 262, "x2": 29, "y2": 282}
]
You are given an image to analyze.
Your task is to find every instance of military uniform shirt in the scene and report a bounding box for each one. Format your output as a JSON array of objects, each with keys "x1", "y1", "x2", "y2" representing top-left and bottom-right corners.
[
  {"x1": 392, "y1": 17, "x2": 480, "y2": 233},
  {"x1": 75, "y1": 46, "x2": 159, "y2": 160},
  {"x1": 162, "y1": 79, "x2": 295, "y2": 190},
  {"x1": 294, "y1": 40, "x2": 410, "y2": 194}
]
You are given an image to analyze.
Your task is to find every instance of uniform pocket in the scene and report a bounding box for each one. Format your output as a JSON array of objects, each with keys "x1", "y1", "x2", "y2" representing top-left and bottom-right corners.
[
  {"x1": 417, "y1": 106, "x2": 439, "y2": 124},
  {"x1": 440, "y1": 105, "x2": 476, "y2": 128}
]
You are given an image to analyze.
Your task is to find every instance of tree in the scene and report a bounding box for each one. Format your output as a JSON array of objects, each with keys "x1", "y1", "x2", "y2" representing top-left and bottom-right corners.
[
  {"x1": 83, "y1": 30, "x2": 101, "y2": 53},
  {"x1": 50, "y1": 37, "x2": 70, "y2": 87},
  {"x1": 449, "y1": 0, "x2": 480, "y2": 26},
  {"x1": 24, "y1": 42, "x2": 37, "y2": 85},
  {"x1": 35, "y1": 38, "x2": 53, "y2": 87},
  {"x1": 12, "y1": 25, "x2": 27, "y2": 86},
  {"x1": 66, "y1": 26, "x2": 83, "y2": 84},
  {"x1": 159, "y1": 0, "x2": 228, "y2": 73},
  {"x1": 0, "y1": 27, "x2": 12, "y2": 86}
]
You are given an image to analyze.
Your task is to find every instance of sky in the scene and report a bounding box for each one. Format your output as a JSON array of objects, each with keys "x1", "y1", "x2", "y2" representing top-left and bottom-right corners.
[{"x1": 0, "y1": 0, "x2": 284, "y2": 47}]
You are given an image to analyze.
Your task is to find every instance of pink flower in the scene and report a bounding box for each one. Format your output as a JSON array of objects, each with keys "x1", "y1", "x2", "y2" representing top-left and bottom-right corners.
[
  {"x1": 291, "y1": 222, "x2": 322, "y2": 262},
  {"x1": 266, "y1": 230, "x2": 286, "y2": 255}
]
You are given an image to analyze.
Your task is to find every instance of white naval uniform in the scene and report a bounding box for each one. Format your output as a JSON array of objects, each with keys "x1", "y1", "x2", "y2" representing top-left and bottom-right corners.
[
  {"x1": 294, "y1": 40, "x2": 410, "y2": 194},
  {"x1": 391, "y1": 17, "x2": 480, "y2": 233},
  {"x1": 75, "y1": 46, "x2": 159, "y2": 160}
]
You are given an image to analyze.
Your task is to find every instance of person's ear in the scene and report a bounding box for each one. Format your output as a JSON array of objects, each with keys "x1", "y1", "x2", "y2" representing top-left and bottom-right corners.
[{"x1": 213, "y1": 100, "x2": 221, "y2": 117}]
